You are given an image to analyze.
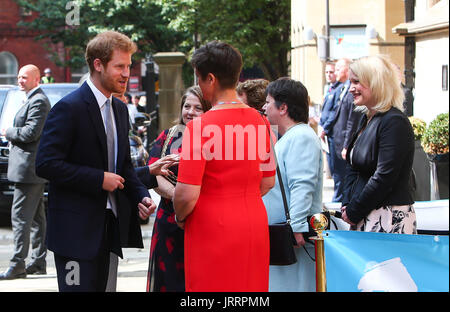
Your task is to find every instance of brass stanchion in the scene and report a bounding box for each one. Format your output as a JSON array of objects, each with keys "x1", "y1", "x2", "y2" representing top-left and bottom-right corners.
[{"x1": 309, "y1": 213, "x2": 329, "y2": 292}]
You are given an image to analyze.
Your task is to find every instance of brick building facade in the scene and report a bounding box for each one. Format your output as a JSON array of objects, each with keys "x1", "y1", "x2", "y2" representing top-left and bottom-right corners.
[{"x1": 0, "y1": 0, "x2": 69, "y2": 84}]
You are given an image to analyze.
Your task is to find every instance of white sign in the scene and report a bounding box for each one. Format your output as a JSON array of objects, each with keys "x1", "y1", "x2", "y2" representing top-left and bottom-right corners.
[{"x1": 330, "y1": 26, "x2": 368, "y2": 60}]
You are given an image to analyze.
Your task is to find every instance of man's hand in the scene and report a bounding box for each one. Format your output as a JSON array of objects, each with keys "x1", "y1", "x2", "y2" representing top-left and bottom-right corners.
[
  {"x1": 341, "y1": 148, "x2": 347, "y2": 160},
  {"x1": 149, "y1": 154, "x2": 179, "y2": 177},
  {"x1": 138, "y1": 197, "x2": 156, "y2": 220},
  {"x1": 319, "y1": 129, "x2": 326, "y2": 140},
  {"x1": 102, "y1": 172, "x2": 125, "y2": 192}
]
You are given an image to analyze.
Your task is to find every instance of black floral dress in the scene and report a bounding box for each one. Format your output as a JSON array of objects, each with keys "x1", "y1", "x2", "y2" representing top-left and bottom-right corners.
[{"x1": 146, "y1": 126, "x2": 185, "y2": 292}]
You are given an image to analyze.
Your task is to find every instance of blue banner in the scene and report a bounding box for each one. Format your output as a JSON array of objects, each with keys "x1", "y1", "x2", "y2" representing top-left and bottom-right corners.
[{"x1": 324, "y1": 231, "x2": 449, "y2": 292}]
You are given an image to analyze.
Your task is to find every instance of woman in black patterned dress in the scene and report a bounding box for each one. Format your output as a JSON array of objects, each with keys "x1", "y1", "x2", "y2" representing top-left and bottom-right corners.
[{"x1": 146, "y1": 86, "x2": 211, "y2": 292}]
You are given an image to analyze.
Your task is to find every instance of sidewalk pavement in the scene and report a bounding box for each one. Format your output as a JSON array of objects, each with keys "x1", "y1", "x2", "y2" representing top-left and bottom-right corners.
[{"x1": 0, "y1": 178, "x2": 335, "y2": 292}]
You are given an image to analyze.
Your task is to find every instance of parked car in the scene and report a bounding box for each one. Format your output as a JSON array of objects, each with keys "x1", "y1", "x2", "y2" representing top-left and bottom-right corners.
[{"x1": 0, "y1": 83, "x2": 150, "y2": 225}]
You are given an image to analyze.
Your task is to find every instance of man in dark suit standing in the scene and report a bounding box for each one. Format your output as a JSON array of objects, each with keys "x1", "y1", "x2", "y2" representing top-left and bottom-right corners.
[
  {"x1": 0, "y1": 65, "x2": 50, "y2": 280},
  {"x1": 36, "y1": 31, "x2": 156, "y2": 292},
  {"x1": 328, "y1": 58, "x2": 362, "y2": 202},
  {"x1": 319, "y1": 62, "x2": 343, "y2": 180}
]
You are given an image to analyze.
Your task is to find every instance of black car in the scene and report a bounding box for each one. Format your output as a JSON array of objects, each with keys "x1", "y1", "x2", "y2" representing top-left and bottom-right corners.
[{"x1": 0, "y1": 83, "x2": 150, "y2": 225}]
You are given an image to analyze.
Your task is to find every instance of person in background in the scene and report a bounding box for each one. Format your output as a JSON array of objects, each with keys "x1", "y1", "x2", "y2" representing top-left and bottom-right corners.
[
  {"x1": 133, "y1": 95, "x2": 145, "y2": 113},
  {"x1": 262, "y1": 77, "x2": 323, "y2": 292},
  {"x1": 173, "y1": 41, "x2": 276, "y2": 291},
  {"x1": 341, "y1": 55, "x2": 416, "y2": 234},
  {"x1": 319, "y1": 62, "x2": 342, "y2": 180},
  {"x1": 308, "y1": 97, "x2": 321, "y2": 133},
  {"x1": 236, "y1": 78, "x2": 269, "y2": 113},
  {"x1": 137, "y1": 95, "x2": 146, "y2": 113},
  {"x1": 146, "y1": 86, "x2": 211, "y2": 292},
  {"x1": 327, "y1": 58, "x2": 362, "y2": 202},
  {"x1": 40, "y1": 68, "x2": 55, "y2": 84},
  {"x1": 125, "y1": 93, "x2": 138, "y2": 125},
  {"x1": 0, "y1": 64, "x2": 50, "y2": 280}
]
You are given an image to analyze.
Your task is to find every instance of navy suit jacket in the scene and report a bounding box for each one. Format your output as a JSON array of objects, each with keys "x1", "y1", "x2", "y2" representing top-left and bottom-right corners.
[
  {"x1": 319, "y1": 81, "x2": 343, "y2": 135},
  {"x1": 36, "y1": 82, "x2": 149, "y2": 260},
  {"x1": 329, "y1": 80, "x2": 363, "y2": 159}
]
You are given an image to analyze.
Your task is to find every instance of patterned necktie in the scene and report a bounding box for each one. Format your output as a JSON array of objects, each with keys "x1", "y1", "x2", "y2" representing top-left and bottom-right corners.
[{"x1": 104, "y1": 99, "x2": 118, "y2": 216}]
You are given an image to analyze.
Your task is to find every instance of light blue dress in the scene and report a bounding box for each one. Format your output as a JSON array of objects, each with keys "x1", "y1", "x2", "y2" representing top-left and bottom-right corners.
[{"x1": 263, "y1": 123, "x2": 323, "y2": 292}]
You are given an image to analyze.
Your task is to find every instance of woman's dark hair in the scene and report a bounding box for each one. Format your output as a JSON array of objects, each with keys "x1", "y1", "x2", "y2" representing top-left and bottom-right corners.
[
  {"x1": 191, "y1": 41, "x2": 243, "y2": 89},
  {"x1": 178, "y1": 86, "x2": 211, "y2": 125},
  {"x1": 265, "y1": 77, "x2": 309, "y2": 123}
]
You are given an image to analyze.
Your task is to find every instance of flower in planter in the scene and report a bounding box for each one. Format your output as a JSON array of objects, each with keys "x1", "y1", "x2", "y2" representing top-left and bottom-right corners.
[
  {"x1": 408, "y1": 116, "x2": 427, "y2": 141},
  {"x1": 421, "y1": 112, "x2": 449, "y2": 155}
]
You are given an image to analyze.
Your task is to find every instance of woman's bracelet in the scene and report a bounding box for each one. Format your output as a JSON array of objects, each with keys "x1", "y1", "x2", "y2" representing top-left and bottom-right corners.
[{"x1": 175, "y1": 214, "x2": 186, "y2": 223}]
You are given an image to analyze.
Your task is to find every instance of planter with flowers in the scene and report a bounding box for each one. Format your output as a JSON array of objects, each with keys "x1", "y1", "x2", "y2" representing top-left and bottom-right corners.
[{"x1": 421, "y1": 112, "x2": 449, "y2": 199}]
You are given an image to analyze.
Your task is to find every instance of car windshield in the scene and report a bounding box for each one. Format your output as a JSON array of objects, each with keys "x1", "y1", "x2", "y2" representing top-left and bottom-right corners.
[
  {"x1": 0, "y1": 89, "x2": 9, "y2": 114},
  {"x1": 0, "y1": 85, "x2": 77, "y2": 133},
  {"x1": 40, "y1": 86, "x2": 77, "y2": 106}
]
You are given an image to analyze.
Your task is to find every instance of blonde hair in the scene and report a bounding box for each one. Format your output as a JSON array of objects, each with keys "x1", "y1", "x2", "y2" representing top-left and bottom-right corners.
[{"x1": 349, "y1": 55, "x2": 404, "y2": 115}]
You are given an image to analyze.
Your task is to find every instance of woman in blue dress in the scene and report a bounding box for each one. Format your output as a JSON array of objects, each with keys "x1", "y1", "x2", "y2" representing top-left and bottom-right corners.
[{"x1": 262, "y1": 78, "x2": 323, "y2": 292}]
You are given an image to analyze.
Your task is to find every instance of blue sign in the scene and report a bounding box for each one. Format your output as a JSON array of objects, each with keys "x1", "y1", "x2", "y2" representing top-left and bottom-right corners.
[{"x1": 324, "y1": 231, "x2": 449, "y2": 292}]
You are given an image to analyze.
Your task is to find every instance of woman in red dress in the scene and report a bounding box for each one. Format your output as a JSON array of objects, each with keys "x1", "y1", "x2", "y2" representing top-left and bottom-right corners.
[{"x1": 173, "y1": 41, "x2": 276, "y2": 292}]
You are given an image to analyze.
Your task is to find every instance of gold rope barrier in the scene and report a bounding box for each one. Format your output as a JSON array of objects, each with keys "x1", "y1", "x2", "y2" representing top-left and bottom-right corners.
[{"x1": 310, "y1": 213, "x2": 329, "y2": 292}]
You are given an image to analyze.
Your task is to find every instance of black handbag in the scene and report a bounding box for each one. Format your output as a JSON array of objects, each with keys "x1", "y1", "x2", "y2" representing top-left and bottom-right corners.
[{"x1": 268, "y1": 163, "x2": 298, "y2": 265}]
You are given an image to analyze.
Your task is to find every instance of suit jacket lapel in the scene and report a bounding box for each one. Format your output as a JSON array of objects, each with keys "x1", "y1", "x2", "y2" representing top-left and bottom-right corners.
[{"x1": 81, "y1": 82, "x2": 108, "y2": 170}]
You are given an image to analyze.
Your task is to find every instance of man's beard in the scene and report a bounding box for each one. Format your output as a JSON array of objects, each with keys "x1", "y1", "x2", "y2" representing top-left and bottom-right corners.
[{"x1": 101, "y1": 74, "x2": 127, "y2": 94}]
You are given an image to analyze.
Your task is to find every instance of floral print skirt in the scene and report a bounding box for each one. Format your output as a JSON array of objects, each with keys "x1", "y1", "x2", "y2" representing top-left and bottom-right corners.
[{"x1": 351, "y1": 205, "x2": 417, "y2": 234}]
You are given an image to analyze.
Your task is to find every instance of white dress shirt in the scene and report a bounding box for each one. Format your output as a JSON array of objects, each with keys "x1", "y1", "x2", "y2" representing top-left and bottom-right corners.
[{"x1": 86, "y1": 78, "x2": 118, "y2": 211}]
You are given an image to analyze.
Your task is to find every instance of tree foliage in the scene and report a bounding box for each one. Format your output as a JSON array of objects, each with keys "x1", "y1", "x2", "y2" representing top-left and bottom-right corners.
[
  {"x1": 158, "y1": 0, "x2": 291, "y2": 80},
  {"x1": 14, "y1": 0, "x2": 187, "y2": 70},
  {"x1": 15, "y1": 0, "x2": 290, "y2": 81}
]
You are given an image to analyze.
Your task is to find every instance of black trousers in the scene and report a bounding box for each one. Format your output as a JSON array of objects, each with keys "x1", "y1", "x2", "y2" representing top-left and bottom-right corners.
[{"x1": 54, "y1": 210, "x2": 122, "y2": 292}]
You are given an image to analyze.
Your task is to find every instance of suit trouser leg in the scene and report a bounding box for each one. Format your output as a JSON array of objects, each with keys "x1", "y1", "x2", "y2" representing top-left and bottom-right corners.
[
  {"x1": 105, "y1": 210, "x2": 122, "y2": 292},
  {"x1": 10, "y1": 183, "x2": 46, "y2": 269},
  {"x1": 328, "y1": 137, "x2": 347, "y2": 202},
  {"x1": 54, "y1": 250, "x2": 110, "y2": 292},
  {"x1": 105, "y1": 253, "x2": 118, "y2": 292},
  {"x1": 332, "y1": 156, "x2": 348, "y2": 202},
  {"x1": 54, "y1": 210, "x2": 121, "y2": 292},
  {"x1": 29, "y1": 195, "x2": 47, "y2": 267}
]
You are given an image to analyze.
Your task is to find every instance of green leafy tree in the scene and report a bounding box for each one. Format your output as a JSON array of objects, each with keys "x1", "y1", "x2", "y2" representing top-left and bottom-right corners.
[
  {"x1": 14, "y1": 0, "x2": 187, "y2": 70},
  {"x1": 159, "y1": 0, "x2": 291, "y2": 81}
]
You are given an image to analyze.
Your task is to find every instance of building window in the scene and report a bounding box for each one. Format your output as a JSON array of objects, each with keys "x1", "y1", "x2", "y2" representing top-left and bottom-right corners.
[{"x1": 0, "y1": 52, "x2": 18, "y2": 85}]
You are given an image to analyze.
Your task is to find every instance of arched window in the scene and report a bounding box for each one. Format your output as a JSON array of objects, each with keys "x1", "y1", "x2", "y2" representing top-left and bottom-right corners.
[{"x1": 0, "y1": 51, "x2": 18, "y2": 85}]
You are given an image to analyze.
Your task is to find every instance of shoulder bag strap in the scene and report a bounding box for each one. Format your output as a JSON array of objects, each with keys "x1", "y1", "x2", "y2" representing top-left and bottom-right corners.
[{"x1": 260, "y1": 113, "x2": 291, "y2": 224}]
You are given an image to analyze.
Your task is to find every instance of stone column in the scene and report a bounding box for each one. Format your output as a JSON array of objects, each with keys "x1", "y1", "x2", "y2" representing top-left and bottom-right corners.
[{"x1": 153, "y1": 52, "x2": 186, "y2": 132}]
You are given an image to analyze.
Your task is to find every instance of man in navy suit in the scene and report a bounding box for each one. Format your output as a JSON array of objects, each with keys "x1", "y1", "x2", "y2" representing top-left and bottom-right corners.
[
  {"x1": 36, "y1": 31, "x2": 156, "y2": 291},
  {"x1": 319, "y1": 62, "x2": 343, "y2": 182},
  {"x1": 328, "y1": 58, "x2": 363, "y2": 202}
]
